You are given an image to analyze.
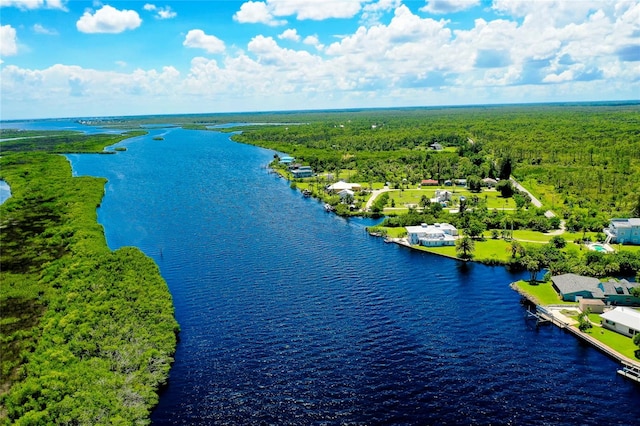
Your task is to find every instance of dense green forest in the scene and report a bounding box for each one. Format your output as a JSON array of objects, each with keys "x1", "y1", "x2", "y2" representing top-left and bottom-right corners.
[
  {"x1": 0, "y1": 129, "x2": 146, "y2": 153},
  {"x1": 0, "y1": 133, "x2": 178, "y2": 424}
]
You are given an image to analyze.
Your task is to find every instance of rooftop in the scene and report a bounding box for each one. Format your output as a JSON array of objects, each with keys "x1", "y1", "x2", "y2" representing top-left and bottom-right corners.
[
  {"x1": 551, "y1": 273, "x2": 600, "y2": 295},
  {"x1": 601, "y1": 307, "x2": 640, "y2": 330},
  {"x1": 610, "y1": 218, "x2": 640, "y2": 227}
]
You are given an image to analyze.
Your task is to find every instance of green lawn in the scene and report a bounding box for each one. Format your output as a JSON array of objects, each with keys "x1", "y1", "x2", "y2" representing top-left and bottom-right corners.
[
  {"x1": 384, "y1": 188, "x2": 517, "y2": 210},
  {"x1": 412, "y1": 238, "x2": 513, "y2": 263},
  {"x1": 617, "y1": 244, "x2": 640, "y2": 254},
  {"x1": 513, "y1": 280, "x2": 576, "y2": 306},
  {"x1": 583, "y1": 326, "x2": 640, "y2": 360}
]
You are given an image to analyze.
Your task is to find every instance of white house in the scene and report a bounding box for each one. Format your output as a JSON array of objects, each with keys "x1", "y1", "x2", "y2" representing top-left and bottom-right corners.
[
  {"x1": 337, "y1": 189, "x2": 355, "y2": 200},
  {"x1": 600, "y1": 307, "x2": 640, "y2": 338},
  {"x1": 406, "y1": 223, "x2": 458, "y2": 247},
  {"x1": 431, "y1": 190, "x2": 452, "y2": 204},
  {"x1": 604, "y1": 218, "x2": 640, "y2": 245},
  {"x1": 327, "y1": 181, "x2": 362, "y2": 192}
]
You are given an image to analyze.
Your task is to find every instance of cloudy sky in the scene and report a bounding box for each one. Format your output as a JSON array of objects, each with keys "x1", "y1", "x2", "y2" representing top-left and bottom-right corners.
[{"x1": 1, "y1": 0, "x2": 638, "y2": 119}]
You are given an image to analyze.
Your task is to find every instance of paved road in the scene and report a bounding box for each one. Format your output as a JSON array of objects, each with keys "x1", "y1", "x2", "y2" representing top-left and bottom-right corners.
[
  {"x1": 510, "y1": 178, "x2": 543, "y2": 208},
  {"x1": 510, "y1": 177, "x2": 566, "y2": 233},
  {"x1": 364, "y1": 187, "x2": 391, "y2": 210}
]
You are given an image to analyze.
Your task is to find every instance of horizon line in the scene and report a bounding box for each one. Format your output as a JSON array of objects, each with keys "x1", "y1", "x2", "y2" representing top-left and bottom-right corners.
[{"x1": 1, "y1": 99, "x2": 639, "y2": 123}]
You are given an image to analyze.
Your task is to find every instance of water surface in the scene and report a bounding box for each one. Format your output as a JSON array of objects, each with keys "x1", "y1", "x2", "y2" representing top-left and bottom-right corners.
[
  {"x1": 0, "y1": 180, "x2": 11, "y2": 205},
  {"x1": 66, "y1": 128, "x2": 640, "y2": 425}
]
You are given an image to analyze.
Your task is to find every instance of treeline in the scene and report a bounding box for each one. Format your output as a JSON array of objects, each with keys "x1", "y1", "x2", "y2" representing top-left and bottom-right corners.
[
  {"x1": 233, "y1": 103, "x2": 640, "y2": 228},
  {"x1": 0, "y1": 130, "x2": 146, "y2": 153},
  {"x1": 0, "y1": 134, "x2": 178, "y2": 424}
]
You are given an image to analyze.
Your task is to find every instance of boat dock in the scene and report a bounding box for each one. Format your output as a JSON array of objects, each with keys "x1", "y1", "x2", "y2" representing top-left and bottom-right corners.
[
  {"x1": 618, "y1": 361, "x2": 640, "y2": 384},
  {"x1": 525, "y1": 305, "x2": 567, "y2": 329}
]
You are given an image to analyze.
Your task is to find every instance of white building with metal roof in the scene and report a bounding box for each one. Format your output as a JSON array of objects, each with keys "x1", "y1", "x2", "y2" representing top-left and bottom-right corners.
[{"x1": 600, "y1": 307, "x2": 640, "y2": 338}]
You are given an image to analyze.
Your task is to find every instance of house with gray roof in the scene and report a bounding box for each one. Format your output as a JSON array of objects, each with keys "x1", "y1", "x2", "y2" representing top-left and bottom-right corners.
[
  {"x1": 551, "y1": 274, "x2": 601, "y2": 302},
  {"x1": 551, "y1": 273, "x2": 640, "y2": 305}
]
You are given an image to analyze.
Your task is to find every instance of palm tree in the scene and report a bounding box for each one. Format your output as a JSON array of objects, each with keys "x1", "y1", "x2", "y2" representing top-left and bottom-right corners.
[
  {"x1": 455, "y1": 236, "x2": 475, "y2": 259},
  {"x1": 507, "y1": 240, "x2": 524, "y2": 259},
  {"x1": 521, "y1": 254, "x2": 541, "y2": 283}
]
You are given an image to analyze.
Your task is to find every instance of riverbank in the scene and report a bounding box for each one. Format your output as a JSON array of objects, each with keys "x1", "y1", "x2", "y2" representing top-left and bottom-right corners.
[
  {"x1": 511, "y1": 281, "x2": 640, "y2": 380},
  {"x1": 0, "y1": 139, "x2": 178, "y2": 423}
]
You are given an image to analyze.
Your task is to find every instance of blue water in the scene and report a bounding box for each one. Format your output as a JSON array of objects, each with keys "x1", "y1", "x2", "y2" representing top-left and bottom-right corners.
[
  {"x1": 0, "y1": 180, "x2": 11, "y2": 205},
  {"x1": 65, "y1": 129, "x2": 640, "y2": 425}
]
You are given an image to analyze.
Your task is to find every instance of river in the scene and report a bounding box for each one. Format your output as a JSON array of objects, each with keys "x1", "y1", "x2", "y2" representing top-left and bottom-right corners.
[{"x1": 65, "y1": 127, "x2": 640, "y2": 425}]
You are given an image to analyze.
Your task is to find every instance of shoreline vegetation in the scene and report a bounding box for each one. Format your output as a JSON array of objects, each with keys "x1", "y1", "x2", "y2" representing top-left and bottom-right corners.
[
  {"x1": 0, "y1": 131, "x2": 179, "y2": 424},
  {"x1": 231, "y1": 104, "x2": 640, "y2": 284}
]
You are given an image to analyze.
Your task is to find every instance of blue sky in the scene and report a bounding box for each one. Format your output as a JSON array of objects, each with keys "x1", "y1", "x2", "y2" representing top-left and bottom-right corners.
[{"x1": 1, "y1": 0, "x2": 638, "y2": 119}]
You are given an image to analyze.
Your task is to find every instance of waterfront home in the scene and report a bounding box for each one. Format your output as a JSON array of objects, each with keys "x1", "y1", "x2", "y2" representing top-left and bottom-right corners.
[
  {"x1": 600, "y1": 307, "x2": 640, "y2": 338},
  {"x1": 279, "y1": 155, "x2": 295, "y2": 165},
  {"x1": 604, "y1": 218, "x2": 640, "y2": 245},
  {"x1": 551, "y1": 273, "x2": 640, "y2": 305},
  {"x1": 327, "y1": 181, "x2": 362, "y2": 192},
  {"x1": 291, "y1": 166, "x2": 314, "y2": 178},
  {"x1": 406, "y1": 223, "x2": 457, "y2": 247},
  {"x1": 551, "y1": 274, "x2": 601, "y2": 301},
  {"x1": 600, "y1": 279, "x2": 640, "y2": 305}
]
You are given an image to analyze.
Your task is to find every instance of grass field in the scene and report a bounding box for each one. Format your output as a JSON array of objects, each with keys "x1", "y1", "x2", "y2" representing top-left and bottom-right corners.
[
  {"x1": 410, "y1": 237, "x2": 513, "y2": 263},
  {"x1": 513, "y1": 280, "x2": 575, "y2": 306},
  {"x1": 384, "y1": 187, "x2": 517, "y2": 210},
  {"x1": 584, "y1": 326, "x2": 639, "y2": 360}
]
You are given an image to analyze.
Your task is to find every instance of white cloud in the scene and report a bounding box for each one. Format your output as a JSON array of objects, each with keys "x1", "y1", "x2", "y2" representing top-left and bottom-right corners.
[
  {"x1": 76, "y1": 5, "x2": 142, "y2": 34},
  {"x1": 543, "y1": 69, "x2": 574, "y2": 83},
  {"x1": 0, "y1": 0, "x2": 66, "y2": 10},
  {"x1": 2, "y1": 1, "x2": 639, "y2": 119},
  {"x1": 1, "y1": 63, "x2": 183, "y2": 117},
  {"x1": 303, "y1": 35, "x2": 324, "y2": 50},
  {"x1": 267, "y1": 0, "x2": 364, "y2": 20},
  {"x1": 143, "y1": 3, "x2": 177, "y2": 19},
  {"x1": 278, "y1": 28, "x2": 300, "y2": 42},
  {"x1": 183, "y1": 29, "x2": 225, "y2": 54},
  {"x1": 420, "y1": 0, "x2": 480, "y2": 14},
  {"x1": 33, "y1": 23, "x2": 58, "y2": 35},
  {"x1": 233, "y1": 1, "x2": 286, "y2": 26},
  {"x1": 0, "y1": 25, "x2": 18, "y2": 56},
  {"x1": 361, "y1": 0, "x2": 401, "y2": 24},
  {"x1": 235, "y1": 0, "x2": 366, "y2": 23}
]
